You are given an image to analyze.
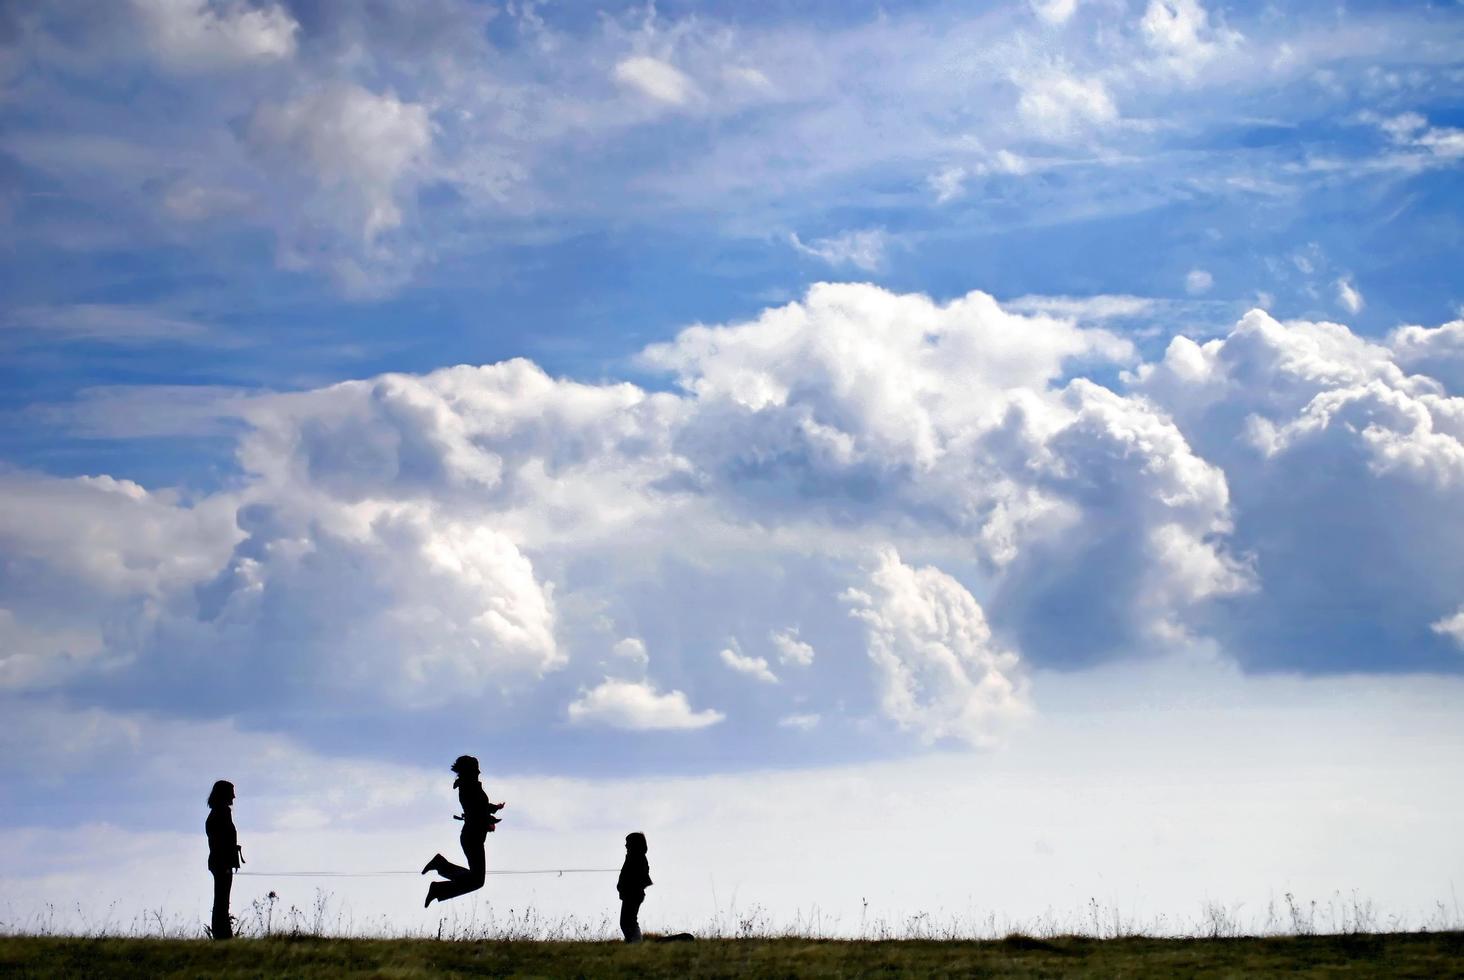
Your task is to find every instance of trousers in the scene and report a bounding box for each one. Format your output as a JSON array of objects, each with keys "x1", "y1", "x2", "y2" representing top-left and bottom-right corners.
[
  {"x1": 433, "y1": 824, "x2": 488, "y2": 901},
  {"x1": 620, "y1": 893, "x2": 644, "y2": 943},
  {"x1": 210, "y1": 867, "x2": 233, "y2": 940}
]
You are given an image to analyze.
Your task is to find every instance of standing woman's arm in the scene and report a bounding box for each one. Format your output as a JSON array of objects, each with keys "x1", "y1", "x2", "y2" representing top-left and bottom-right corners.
[{"x1": 229, "y1": 811, "x2": 242, "y2": 869}]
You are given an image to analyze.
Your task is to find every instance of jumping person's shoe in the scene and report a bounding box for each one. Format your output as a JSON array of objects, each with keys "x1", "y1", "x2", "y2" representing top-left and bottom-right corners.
[
  {"x1": 421, "y1": 853, "x2": 446, "y2": 875},
  {"x1": 424, "y1": 881, "x2": 444, "y2": 908}
]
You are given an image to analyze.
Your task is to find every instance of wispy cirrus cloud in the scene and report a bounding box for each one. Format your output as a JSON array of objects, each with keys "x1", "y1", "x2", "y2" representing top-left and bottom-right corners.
[
  {"x1": 789, "y1": 228, "x2": 889, "y2": 272},
  {"x1": 1, "y1": 304, "x2": 219, "y2": 345}
]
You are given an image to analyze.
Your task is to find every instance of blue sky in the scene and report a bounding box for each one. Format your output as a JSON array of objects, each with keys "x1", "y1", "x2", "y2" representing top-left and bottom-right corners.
[{"x1": 2, "y1": 0, "x2": 1464, "y2": 934}]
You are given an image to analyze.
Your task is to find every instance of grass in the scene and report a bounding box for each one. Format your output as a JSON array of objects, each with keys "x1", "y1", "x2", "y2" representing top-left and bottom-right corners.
[
  {"x1": 4, "y1": 892, "x2": 1462, "y2": 977},
  {"x1": 1, "y1": 931, "x2": 1463, "y2": 978}
]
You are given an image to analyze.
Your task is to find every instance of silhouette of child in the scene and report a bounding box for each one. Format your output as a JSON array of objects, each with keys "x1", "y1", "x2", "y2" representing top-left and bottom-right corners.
[
  {"x1": 617, "y1": 832, "x2": 652, "y2": 943},
  {"x1": 205, "y1": 780, "x2": 242, "y2": 940},
  {"x1": 421, "y1": 755, "x2": 506, "y2": 907}
]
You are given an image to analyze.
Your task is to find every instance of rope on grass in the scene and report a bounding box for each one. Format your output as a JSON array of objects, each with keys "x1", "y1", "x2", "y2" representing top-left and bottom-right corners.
[{"x1": 236, "y1": 868, "x2": 617, "y2": 878}]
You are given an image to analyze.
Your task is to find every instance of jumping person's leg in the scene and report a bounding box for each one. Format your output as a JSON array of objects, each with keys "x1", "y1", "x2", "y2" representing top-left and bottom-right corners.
[
  {"x1": 210, "y1": 868, "x2": 232, "y2": 940},
  {"x1": 427, "y1": 826, "x2": 488, "y2": 902},
  {"x1": 433, "y1": 857, "x2": 471, "y2": 880}
]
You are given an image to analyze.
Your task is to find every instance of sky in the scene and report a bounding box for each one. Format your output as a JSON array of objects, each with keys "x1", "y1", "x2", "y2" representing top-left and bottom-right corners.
[{"x1": 2, "y1": 0, "x2": 1463, "y2": 937}]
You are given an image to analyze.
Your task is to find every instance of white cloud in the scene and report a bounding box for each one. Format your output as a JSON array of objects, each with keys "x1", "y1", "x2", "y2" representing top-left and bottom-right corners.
[
  {"x1": 1133, "y1": 308, "x2": 1464, "y2": 671},
  {"x1": 1005, "y1": 294, "x2": 1155, "y2": 321},
  {"x1": 719, "y1": 641, "x2": 779, "y2": 683},
  {"x1": 927, "y1": 166, "x2": 967, "y2": 203},
  {"x1": 1185, "y1": 269, "x2": 1214, "y2": 295},
  {"x1": 1015, "y1": 71, "x2": 1117, "y2": 137},
  {"x1": 722, "y1": 65, "x2": 774, "y2": 94},
  {"x1": 989, "y1": 150, "x2": 1030, "y2": 176},
  {"x1": 131, "y1": 0, "x2": 298, "y2": 71},
  {"x1": 0, "y1": 471, "x2": 237, "y2": 598},
  {"x1": 613, "y1": 56, "x2": 697, "y2": 106},
  {"x1": 1433, "y1": 608, "x2": 1464, "y2": 649},
  {"x1": 789, "y1": 228, "x2": 889, "y2": 272},
  {"x1": 6, "y1": 664, "x2": 1464, "y2": 936},
  {"x1": 1030, "y1": 0, "x2": 1079, "y2": 26},
  {"x1": 928, "y1": 152, "x2": 1028, "y2": 202},
  {"x1": 1368, "y1": 112, "x2": 1464, "y2": 163},
  {"x1": 612, "y1": 637, "x2": 649, "y2": 666},
  {"x1": 0, "y1": 609, "x2": 104, "y2": 691},
  {"x1": 1416, "y1": 126, "x2": 1464, "y2": 161},
  {"x1": 1335, "y1": 276, "x2": 1364, "y2": 315},
  {"x1": 1375, "y1": 112, "x2": 1427, "y2": 142},
  {"x1": 8, "y1": 284, "x2": 1464, "y2": 763},
  {"x1": 161, "y1": 181, "x2": 251, "y2": 222},
  {"x1": 1139, "y1": 0, "x2": 1239, "y2": 77},
  {"x1": 567, "y1": 679, "x2": 724, "y2": 730},
  {"x1": 189, "y1": 503, "x2": 562, "y2": 706},
  {"x1": 770, "y1": 627, "x2": 815, "y2": 667},
  {"x1": 244, "y1": 83, "x2": 432, "y2": 292},
  {"x1": 1390, "y1": 319, "x2": 1464, "y2": 393},
  {"x1": 844, "y1": 547, "x2": 1029, "y2": 746},
  {"x1": 2, "y1": 304, "x2": 214, "y2": 344},
  {"x1": 777, "y1": 712, "x2": 820, "y2": 730}
]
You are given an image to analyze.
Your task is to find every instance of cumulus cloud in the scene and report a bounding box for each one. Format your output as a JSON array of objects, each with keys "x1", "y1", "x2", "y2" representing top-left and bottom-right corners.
[
  {"x1": 927, "y1": 166, "x2": 967, "y2": 204},
  {"x1": 1139, "y1": 0, "x2": 1239, "y2": 77},
  {"x1": 244, "y1": 83, "x2": 432, "y2": 291},
  {"x1": 719, "y1": 641, "x2": 778, "y2": 683},
  {"x1": 1335, "y1": 276, "x2": 1364, "y2": 315},
  {"x1": 131, "y1": 0, "x2": 298, "y2": 71},
  {"x1": 0, "y1": 609, "x2": 104, "y2": 691},
  {"x1": 770, "y1": 627, "x2": 815, "y2": 667},
  {"x1": 612, "y1": 637, "x2": 649, "y2": 666},
  {"x1": 1390, "y1": 319, "x2": 1464, "y2": 393},
  {"x1": 613, "y1": 56, "x2": 697, "y2": 105},
  {"x1": 567, "y1": 679, "x2": 724, "y2": 730},
  {"x1": 225, "y1": 507, "x2": 557, "y2": 699},
  {"x1": 1366, "y1": 111, "x2": 1464, "y2": 166},
  {"x1": 844, "y1": 547, "x2": 1029, "y2": 746},
  {"x1": 1015, "y1": 71, "x2": 1117, "y2": 137},
  {"x1": 1030, "y1": 0, "x2": 1080, "y2": 26},
  {"x1": 5, "y1": 284, "x2": 1464, "y2": 769},
  {"x1": 927, "y1": 153, "x2": 1028, "y2": 203},
  {"x1": 789, "y1": 229, "x2": 889, "y2": 271},
  {"x1": 0, "y1": 470, "x2": 238, "y2": 693},
  {"x1": 0, "y1": 471, "x2": 237, "y2": 599},
  {"x1": 1185, "y1": 269, "x2": 1214, "y2": 295},
  {"x1": 1133, "y1": 309, "x2": 1464, "y2": 671},
  {"x1": 1433, "y1": 608, "x2": 1464, "y2": 649}
]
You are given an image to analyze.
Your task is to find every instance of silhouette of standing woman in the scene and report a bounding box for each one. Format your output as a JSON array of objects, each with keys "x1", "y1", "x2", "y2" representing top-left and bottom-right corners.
[
  {"x1": 206, "y1": 780, "x2": 242, "y2": 940},
  {"x1": 617, "y1": 832, "x2": 652, "y2": 943},
  {"x1": 421, "y1": 755, "x2": 505, "y2": 907}
]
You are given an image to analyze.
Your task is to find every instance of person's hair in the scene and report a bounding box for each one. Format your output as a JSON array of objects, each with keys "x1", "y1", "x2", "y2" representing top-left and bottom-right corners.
[
  {"x1": 625, "y1": 832, "x2": 647, "y2": 854},
  {"x1": 450, "y1": 755, "x2": 480, "y2": 775},
  {"x1": 207, "y1": 780, "x2": 235, "y2": 809}
]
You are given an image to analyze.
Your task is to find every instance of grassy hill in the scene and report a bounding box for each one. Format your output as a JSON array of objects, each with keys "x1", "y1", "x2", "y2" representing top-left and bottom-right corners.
[{"x1": 2, "y1": 932, "x2": 1463, "y2": 978}]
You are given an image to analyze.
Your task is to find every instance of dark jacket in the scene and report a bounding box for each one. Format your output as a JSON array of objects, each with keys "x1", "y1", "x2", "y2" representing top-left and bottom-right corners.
[
  {"x1": 206, "y1": 807, "x2": 238, "y2": 872},
  {"x1": 455, "y1": 776, "x2": 501, "y2": 832},
  {"x1": 617, "y1": 852, "x2": 652, "y2": 899}
]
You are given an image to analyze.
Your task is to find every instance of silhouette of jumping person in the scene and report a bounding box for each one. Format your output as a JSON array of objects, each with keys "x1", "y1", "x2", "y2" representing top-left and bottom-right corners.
[
  {"x1": 421, "y1": 755, "x2": 505, "y2": 907},
  {"x1": 617, "y1": 832, "x2": 652, "y2": 943},
  {"x1": 205, "y1": 780, "x2": 243, "y2": 940}
]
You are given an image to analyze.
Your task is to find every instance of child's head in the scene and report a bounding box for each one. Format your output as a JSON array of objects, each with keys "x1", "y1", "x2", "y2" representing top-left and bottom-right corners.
[{"x1": 625, "y1": 831, "x2": 647, "y2": 854}]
